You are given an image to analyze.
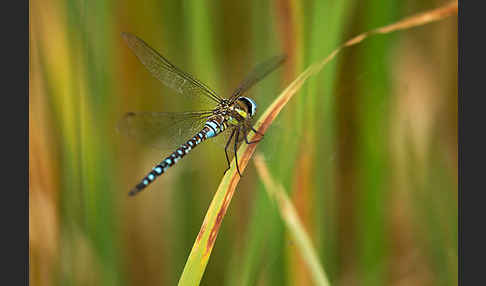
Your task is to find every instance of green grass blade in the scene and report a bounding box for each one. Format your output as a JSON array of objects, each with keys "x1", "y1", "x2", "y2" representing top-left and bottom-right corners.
[
  {"x1": 254, "y1": 153, "x2": 330, "y2": 286},
  {"x1": 177, "y1": 49, "x2": 323, "y2": 286},
  {"x1": 177, "y1": 3, "x2": 457, "y2": 284}
]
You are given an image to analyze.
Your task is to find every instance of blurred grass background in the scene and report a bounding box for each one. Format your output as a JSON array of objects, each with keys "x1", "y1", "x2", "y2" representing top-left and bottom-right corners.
[{"x1": 29, "y1": 0, "x2": 457, "y2": 285}]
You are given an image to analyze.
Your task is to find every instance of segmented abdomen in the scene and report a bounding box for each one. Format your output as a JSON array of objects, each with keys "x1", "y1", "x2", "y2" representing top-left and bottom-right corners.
[{"x1": 129, "y1": 116, "x2": 227, "y2": 196}]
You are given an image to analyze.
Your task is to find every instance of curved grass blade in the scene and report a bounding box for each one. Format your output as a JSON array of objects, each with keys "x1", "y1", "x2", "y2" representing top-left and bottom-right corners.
[
  {"x1": 177, "y1": 2, "x2": 457, "y2": 285},
  {"x1": 253, "y1": 153, "x2": 329, "y2": 286}
]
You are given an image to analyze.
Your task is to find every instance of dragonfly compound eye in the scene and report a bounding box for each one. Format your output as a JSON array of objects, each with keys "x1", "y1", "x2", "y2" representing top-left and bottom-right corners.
[{"x1": 237, "y1": 96, "x2": 257, "y2": 117}]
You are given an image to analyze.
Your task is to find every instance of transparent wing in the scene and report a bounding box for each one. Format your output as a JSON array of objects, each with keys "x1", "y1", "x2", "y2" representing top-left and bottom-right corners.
[
  {"x1": 117, "y1": 111, "x2": 213, "y2": 151},
  {"x1": 229, "y1": 55, "x2": 286, "y2": 102},
  {"x1": 122, "y1": 32, "x2": 222, "y2": 104}
]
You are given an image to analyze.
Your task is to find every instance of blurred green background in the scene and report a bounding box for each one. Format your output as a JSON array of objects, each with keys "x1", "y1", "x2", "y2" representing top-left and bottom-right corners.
[{"x1": 30, "y1": 0, "x2": 457, "y2": 285}]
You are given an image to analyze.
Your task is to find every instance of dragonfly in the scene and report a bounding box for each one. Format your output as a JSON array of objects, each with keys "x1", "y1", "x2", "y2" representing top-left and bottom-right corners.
[{"x1": 119, "y1": 32, "x2": 286, "y2": 196}]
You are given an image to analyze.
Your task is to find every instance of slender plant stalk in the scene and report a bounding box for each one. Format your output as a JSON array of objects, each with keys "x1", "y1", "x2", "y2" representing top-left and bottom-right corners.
[
  {"x1": 177, "y1": 2, "x2": 457, "y2": 285},
  {"x1": 253, "y1": 153, "x2": 330, "y2": 286}
]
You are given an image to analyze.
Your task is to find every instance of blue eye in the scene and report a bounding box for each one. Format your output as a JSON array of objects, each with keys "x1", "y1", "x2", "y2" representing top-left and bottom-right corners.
[{"x1": 237, "y1": 97, "x2": 257, "y2": 117}]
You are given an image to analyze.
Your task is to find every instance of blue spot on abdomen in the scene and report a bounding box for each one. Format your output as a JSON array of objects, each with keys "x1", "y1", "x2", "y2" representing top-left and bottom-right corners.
[{"x1": 206, "y1": 129, "x2": 215, "y2": 138}]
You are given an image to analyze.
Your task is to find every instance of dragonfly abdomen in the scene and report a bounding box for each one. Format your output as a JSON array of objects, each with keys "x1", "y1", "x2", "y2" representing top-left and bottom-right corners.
[
  {"x1": 204, "y1": 116, "x2": 226, "y2": 138},
  {"x1": 128, "y1": 117, "x2": 226, "y2": 196}
]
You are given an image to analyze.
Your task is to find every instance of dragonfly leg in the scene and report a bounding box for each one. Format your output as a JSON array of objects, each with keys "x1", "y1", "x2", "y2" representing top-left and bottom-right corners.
[
  {"x1": 244, "y1": 128, "x2": 262, "y2": 144},
  {"x1": 234, "y1": 128, "x2": 243, "y2": 177},
  {"x1": 223, "y1": 129, "x2": 236, "y2": 174},
  {"x1": 251, "y1": 126, "x2": 265, "y2": 137}
]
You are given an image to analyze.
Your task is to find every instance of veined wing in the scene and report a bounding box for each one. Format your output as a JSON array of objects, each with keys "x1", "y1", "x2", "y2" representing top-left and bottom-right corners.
[
  {"x1": 122, "y1": 32, "x2": 222, "y2": 104},
  {"x1": 117, "y1": 110, "x2": 213, "y2": 151},
  {"x1": 229, "y1": 55, "x2": 286, "y2": 102}
]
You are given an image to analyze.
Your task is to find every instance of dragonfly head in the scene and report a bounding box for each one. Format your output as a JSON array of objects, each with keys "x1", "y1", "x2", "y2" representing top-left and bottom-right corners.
[{"x1": 237, "y1": 96, "x2": 257, "y2": 118}]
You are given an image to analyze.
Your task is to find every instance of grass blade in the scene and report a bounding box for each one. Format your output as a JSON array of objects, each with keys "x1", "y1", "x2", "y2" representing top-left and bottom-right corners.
[
  {"x1": 253, "y1": 153, "x2": 330, "y2": 286},
  {"x1": 177, "y1": 2, "x2": 457, "y2": 285}
]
